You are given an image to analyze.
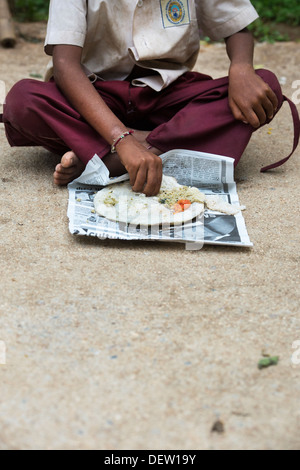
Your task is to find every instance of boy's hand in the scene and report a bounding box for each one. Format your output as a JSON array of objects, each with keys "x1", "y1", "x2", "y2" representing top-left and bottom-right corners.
[
  {"x1": 117, "y1": 137, "x2": 163, "y2": 197},
  {"x1": 228, "y1": 63, "x2": 278, "y2": 129},
  {"x1": 52, "y1": 46, "x2": 162, "y2": 195}
]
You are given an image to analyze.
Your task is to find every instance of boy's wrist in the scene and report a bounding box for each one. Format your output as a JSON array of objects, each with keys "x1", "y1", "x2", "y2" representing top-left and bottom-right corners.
[
  {"x1": 111, "y1": 130, "x2": 135, "y2": 153},
  {"x1": 229, "y1": 62, "x2": 256, "y2": 79},
  {"x1": 229, "y1": 61, "x2": 254, "y2": 71}
]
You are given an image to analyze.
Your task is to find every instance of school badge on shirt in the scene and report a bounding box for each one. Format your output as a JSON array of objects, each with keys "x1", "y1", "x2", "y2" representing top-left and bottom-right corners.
[{"x1": 160, "y1": 0, "x2": 191, "y2": 28}]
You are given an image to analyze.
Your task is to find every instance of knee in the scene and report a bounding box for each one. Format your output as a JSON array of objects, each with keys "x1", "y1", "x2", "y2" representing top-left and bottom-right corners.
[
  {"x1": 256, "y1": 69, "x2": 283, "y2": 107},
  {"x1": 4, "y1": 79, "x2": 41, "y2": 125}
]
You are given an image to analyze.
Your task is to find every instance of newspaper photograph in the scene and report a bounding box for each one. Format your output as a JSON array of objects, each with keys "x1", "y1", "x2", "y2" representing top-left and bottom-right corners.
[{"x1": 67, "y1": 150, "x2": 253, "y2": 249}]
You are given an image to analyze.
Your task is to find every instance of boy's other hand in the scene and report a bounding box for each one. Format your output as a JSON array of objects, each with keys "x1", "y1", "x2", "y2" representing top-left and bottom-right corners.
[
  {"x1": 228, "y1": 63, "x2": 278, "y2": 129},
  {"x1": 117, "y1": 138, "x2": 163, "y2": 197}
]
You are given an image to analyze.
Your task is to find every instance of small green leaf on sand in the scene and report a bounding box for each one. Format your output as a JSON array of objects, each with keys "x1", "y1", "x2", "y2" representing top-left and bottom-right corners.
[
  {"x1": 29, "y1": 72, "x2": 43, "y2": 79},
  {"x1": 258, "y1": 356, "x2": 279, "y2": 370}
]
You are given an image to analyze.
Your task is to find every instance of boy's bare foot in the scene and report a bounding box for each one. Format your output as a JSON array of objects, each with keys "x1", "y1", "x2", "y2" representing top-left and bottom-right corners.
[
  {"x1": 102, "y1": 152, "x2": 127, "y2": 177},
  {"x1": 53, "y1": 151, "x2": 86, "y2": 185},
  {"x1": 53, "y1": 132, "x2": 161, "y2": 185}
]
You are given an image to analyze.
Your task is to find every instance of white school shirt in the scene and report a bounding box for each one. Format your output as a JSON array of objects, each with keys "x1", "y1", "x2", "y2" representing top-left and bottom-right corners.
[{"x1": 44, "y1": 0, "x2": 259, "y2": 91}]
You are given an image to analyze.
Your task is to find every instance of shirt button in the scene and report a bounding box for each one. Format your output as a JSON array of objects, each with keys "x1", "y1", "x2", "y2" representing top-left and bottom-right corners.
[{"x1": 137, "y1": 0, "x2": 143, "y2": 6}]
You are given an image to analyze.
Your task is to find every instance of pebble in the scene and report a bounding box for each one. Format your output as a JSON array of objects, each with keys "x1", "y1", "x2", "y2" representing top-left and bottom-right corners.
[{"x1": 211, "y1": 420, "x2": 225, "y2": 434}]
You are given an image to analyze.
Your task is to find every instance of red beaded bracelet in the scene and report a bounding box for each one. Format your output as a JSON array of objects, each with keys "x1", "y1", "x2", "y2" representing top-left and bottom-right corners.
[{"x1": 111, "y1": 130, "x2": 134, "y2": 153}]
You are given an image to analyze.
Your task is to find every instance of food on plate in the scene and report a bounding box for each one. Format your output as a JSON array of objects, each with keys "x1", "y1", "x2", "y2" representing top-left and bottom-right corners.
[
  {"x1": 205, "y1": 195, "x2": 245, "y2": 216},
  {"x1": 93, "y1": 175, "x2": 244, "y2": 225}
]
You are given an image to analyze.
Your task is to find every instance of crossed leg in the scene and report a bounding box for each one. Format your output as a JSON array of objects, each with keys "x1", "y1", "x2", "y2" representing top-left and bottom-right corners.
[
  {"x1": 2, "y1": 70, "x2": 284, "y2": 186},
  {"x1": 53, "y1": 130, "x2": 161, "y2": 185}
]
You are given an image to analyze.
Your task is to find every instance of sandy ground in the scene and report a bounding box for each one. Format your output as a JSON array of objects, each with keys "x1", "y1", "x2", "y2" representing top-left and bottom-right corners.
[{"x1": 0, "y1": 23, "x2": 300, "y2": 450}]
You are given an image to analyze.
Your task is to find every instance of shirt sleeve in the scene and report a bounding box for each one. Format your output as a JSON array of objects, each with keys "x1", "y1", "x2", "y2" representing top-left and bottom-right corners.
[
  {"x1": 195, "y1": 0, "x2": 259, "y2": 40},
  {"x1": 44, "y1": 0, "x2": 87, "y2": 55}
]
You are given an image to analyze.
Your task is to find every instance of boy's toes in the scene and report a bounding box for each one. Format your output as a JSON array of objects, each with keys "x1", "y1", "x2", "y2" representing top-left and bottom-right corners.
[
  {"x1": 61, "y1": 151, "x2": 76, "y2": 168},
  {"x1": 53, "y1": 151, "x2": 85, "y2": 186}
]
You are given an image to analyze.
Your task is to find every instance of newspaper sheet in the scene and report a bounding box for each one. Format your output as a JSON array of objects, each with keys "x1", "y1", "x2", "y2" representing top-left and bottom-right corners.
[{"x1": 67, "y1": 150, "x2": 253, "y2": 250}]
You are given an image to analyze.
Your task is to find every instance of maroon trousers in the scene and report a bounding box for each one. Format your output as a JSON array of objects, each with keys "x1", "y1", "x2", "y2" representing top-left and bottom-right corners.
[{"x1": 1, "y1": 70, "x2": 298, "y2": 171}]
